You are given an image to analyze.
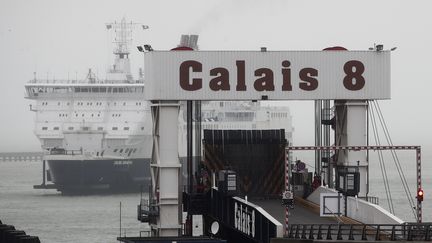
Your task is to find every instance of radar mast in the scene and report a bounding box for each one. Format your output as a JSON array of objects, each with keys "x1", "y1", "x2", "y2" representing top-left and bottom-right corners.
[{"x1": 105, "y1": 18, "x2": 148, "y2": 82}]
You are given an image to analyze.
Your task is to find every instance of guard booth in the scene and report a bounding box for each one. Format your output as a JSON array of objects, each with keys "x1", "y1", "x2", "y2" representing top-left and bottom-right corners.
[
  {"x1": 139, "y1": 47, "x2": 392, "y2": 241},
  {"x1": 335, "y1": 166, "x2": 360, "y2": 196}
]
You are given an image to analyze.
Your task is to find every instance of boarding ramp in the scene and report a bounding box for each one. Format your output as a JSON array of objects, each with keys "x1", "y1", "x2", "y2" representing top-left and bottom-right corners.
[{"x1": 251, "y1": 195, "x2": 432, "y2": 242}]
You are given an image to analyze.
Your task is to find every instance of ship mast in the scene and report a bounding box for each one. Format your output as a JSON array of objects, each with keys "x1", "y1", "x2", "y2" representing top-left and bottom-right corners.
[{"x1": 105, "y1": 18, "x2": 148, "y2": 82}]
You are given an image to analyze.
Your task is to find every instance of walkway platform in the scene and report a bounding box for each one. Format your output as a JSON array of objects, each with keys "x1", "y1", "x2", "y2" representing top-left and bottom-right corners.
[{"x1": 252, "y1": 198, "x2": 338, "y2": 225}]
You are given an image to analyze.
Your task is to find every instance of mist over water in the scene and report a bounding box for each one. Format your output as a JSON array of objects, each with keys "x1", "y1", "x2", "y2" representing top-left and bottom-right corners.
[
  {"x1": 0, "y1": 151, "x2": 431, "y2": 243},
  {"x1": 368, "y1": 151, "x2": 432, "y2": 222}
]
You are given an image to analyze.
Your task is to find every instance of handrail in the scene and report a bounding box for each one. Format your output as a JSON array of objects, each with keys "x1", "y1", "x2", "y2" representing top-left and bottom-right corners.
[
  {"x1": 358, "y1": 196, "x2": 380, "y2": 205},
  {"x1": 286, "y1": 223, "x2": 432, "y2": 241}
]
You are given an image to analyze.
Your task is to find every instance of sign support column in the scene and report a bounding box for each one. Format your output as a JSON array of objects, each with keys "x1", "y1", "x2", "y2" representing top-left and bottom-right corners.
[{"x1": 150, "y1": 101, "x2": 182, "y2": 236}]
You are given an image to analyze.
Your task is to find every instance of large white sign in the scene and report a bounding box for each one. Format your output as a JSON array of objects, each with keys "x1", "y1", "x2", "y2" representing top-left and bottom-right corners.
[{"x1": 144, "y1": 51, "x2": 390, "y2": 100}]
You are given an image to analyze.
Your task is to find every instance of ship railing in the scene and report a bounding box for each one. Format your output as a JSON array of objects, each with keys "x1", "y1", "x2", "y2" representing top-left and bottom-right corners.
[
  {"x1": 27, "y1": 79, "x2": 144, "y2": 84},
  {"x1": 286, "y1": 223, "x2": 432, "y2": 241},
  {"x1": 28, "y1": 79, "x2": 88, "y2": 84}
]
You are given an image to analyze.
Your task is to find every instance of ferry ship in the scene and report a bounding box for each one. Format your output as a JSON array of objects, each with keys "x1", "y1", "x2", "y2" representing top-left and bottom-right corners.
[
  {"x1": 24, "y1": 21, "x2": 293, "y2": 194},
  {"x1": 25, "y1": 19, "x2": 152, "y2": 193}
]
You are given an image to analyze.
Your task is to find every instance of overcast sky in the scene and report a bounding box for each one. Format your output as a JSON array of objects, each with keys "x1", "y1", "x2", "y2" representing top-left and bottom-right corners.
[{"x1": 0, "y1": 0, "x2": 431, "y2": 154}]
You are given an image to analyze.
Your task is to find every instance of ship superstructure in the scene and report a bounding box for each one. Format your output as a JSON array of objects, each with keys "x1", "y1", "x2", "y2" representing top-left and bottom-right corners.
[{"x1": 180, "y1": 100, "x2": 293, "y2": 153}]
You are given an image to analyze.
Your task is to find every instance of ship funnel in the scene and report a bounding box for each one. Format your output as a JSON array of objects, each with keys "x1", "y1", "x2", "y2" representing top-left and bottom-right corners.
[{"x1": 179, "y1": 34, "x2": 199, "y2": 50}]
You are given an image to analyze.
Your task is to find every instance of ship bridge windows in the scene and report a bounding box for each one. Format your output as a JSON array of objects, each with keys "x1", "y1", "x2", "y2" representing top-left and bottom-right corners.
[
  {"x1": 73, "y1": 87, "x2": 114, "y2": 93},
  {"x1": 53, "y1": 127, "x2": 59, "y2": 130},
  {"x1": 74, "y1": 87, "x2": 90, "y2": 93},
  {"x1": 42, "y1": 127, "x2": 48, "y2": 130},
  {"x1": 271, "y1": 112, "x2": 288, "y2": 118},
  {"x1": 112, "y1": 127, "x2": 118, "y2": 130}
]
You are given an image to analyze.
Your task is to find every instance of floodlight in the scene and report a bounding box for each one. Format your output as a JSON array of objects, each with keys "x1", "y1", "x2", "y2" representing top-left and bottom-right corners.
[
  {"x1": 144, "y1": 45, "x2": 153, "y2": 51},
  {"x1": 376, "y1": 44, "x2": 384, "y2": 51}
]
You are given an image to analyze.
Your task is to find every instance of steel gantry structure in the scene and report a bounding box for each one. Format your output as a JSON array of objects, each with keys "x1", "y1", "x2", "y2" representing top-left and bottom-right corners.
[{"x1": 285, "y1": 145, "x2": 423, "y2": 223}]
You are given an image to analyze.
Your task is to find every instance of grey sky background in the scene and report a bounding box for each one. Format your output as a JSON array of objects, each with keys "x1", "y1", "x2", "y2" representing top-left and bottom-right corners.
[{"x1": 0, "y1": 0, "x2": 431, "y2": 154}]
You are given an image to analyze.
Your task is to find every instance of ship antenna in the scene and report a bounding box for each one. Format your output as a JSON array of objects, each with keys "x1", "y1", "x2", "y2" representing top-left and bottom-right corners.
[
  {"x1": 105, "y1": 18, "x2": 149, "y2": 64},
  {"x1": 105, "y1": 18, "x2": 149, "y2": 82}
]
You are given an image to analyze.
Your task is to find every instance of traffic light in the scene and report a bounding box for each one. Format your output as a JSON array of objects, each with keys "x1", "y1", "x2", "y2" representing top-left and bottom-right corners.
[{"x1": 417, "y1": 188, "x2": 424, "y2": 202}]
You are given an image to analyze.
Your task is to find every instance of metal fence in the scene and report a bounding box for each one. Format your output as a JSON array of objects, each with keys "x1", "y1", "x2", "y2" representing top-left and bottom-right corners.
[
  {"x1": 286, "y1": 223, "x2": 432, "y2": 241},
  {"x1": 358, "y1": 196, "x2": 379, "y2": 205}
]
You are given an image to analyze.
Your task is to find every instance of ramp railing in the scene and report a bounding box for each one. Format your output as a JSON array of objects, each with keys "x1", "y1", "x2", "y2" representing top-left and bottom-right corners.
[{"x1": 286, "y1": 223, "x2": 432, "y2": 241}]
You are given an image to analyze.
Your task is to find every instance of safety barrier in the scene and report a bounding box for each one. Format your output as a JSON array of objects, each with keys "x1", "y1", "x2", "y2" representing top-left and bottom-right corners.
[{"x1": 286, "y1": 223, "x2": 432, "y2": 241}]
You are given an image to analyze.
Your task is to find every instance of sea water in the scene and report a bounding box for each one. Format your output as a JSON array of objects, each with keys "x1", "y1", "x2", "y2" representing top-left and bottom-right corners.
[
  {"x1": 0, "y1": 161, "x2": 149, "y2": 243},
  {"x1": 0, "y1": 151, "x2": 431, "y2": 243}
]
